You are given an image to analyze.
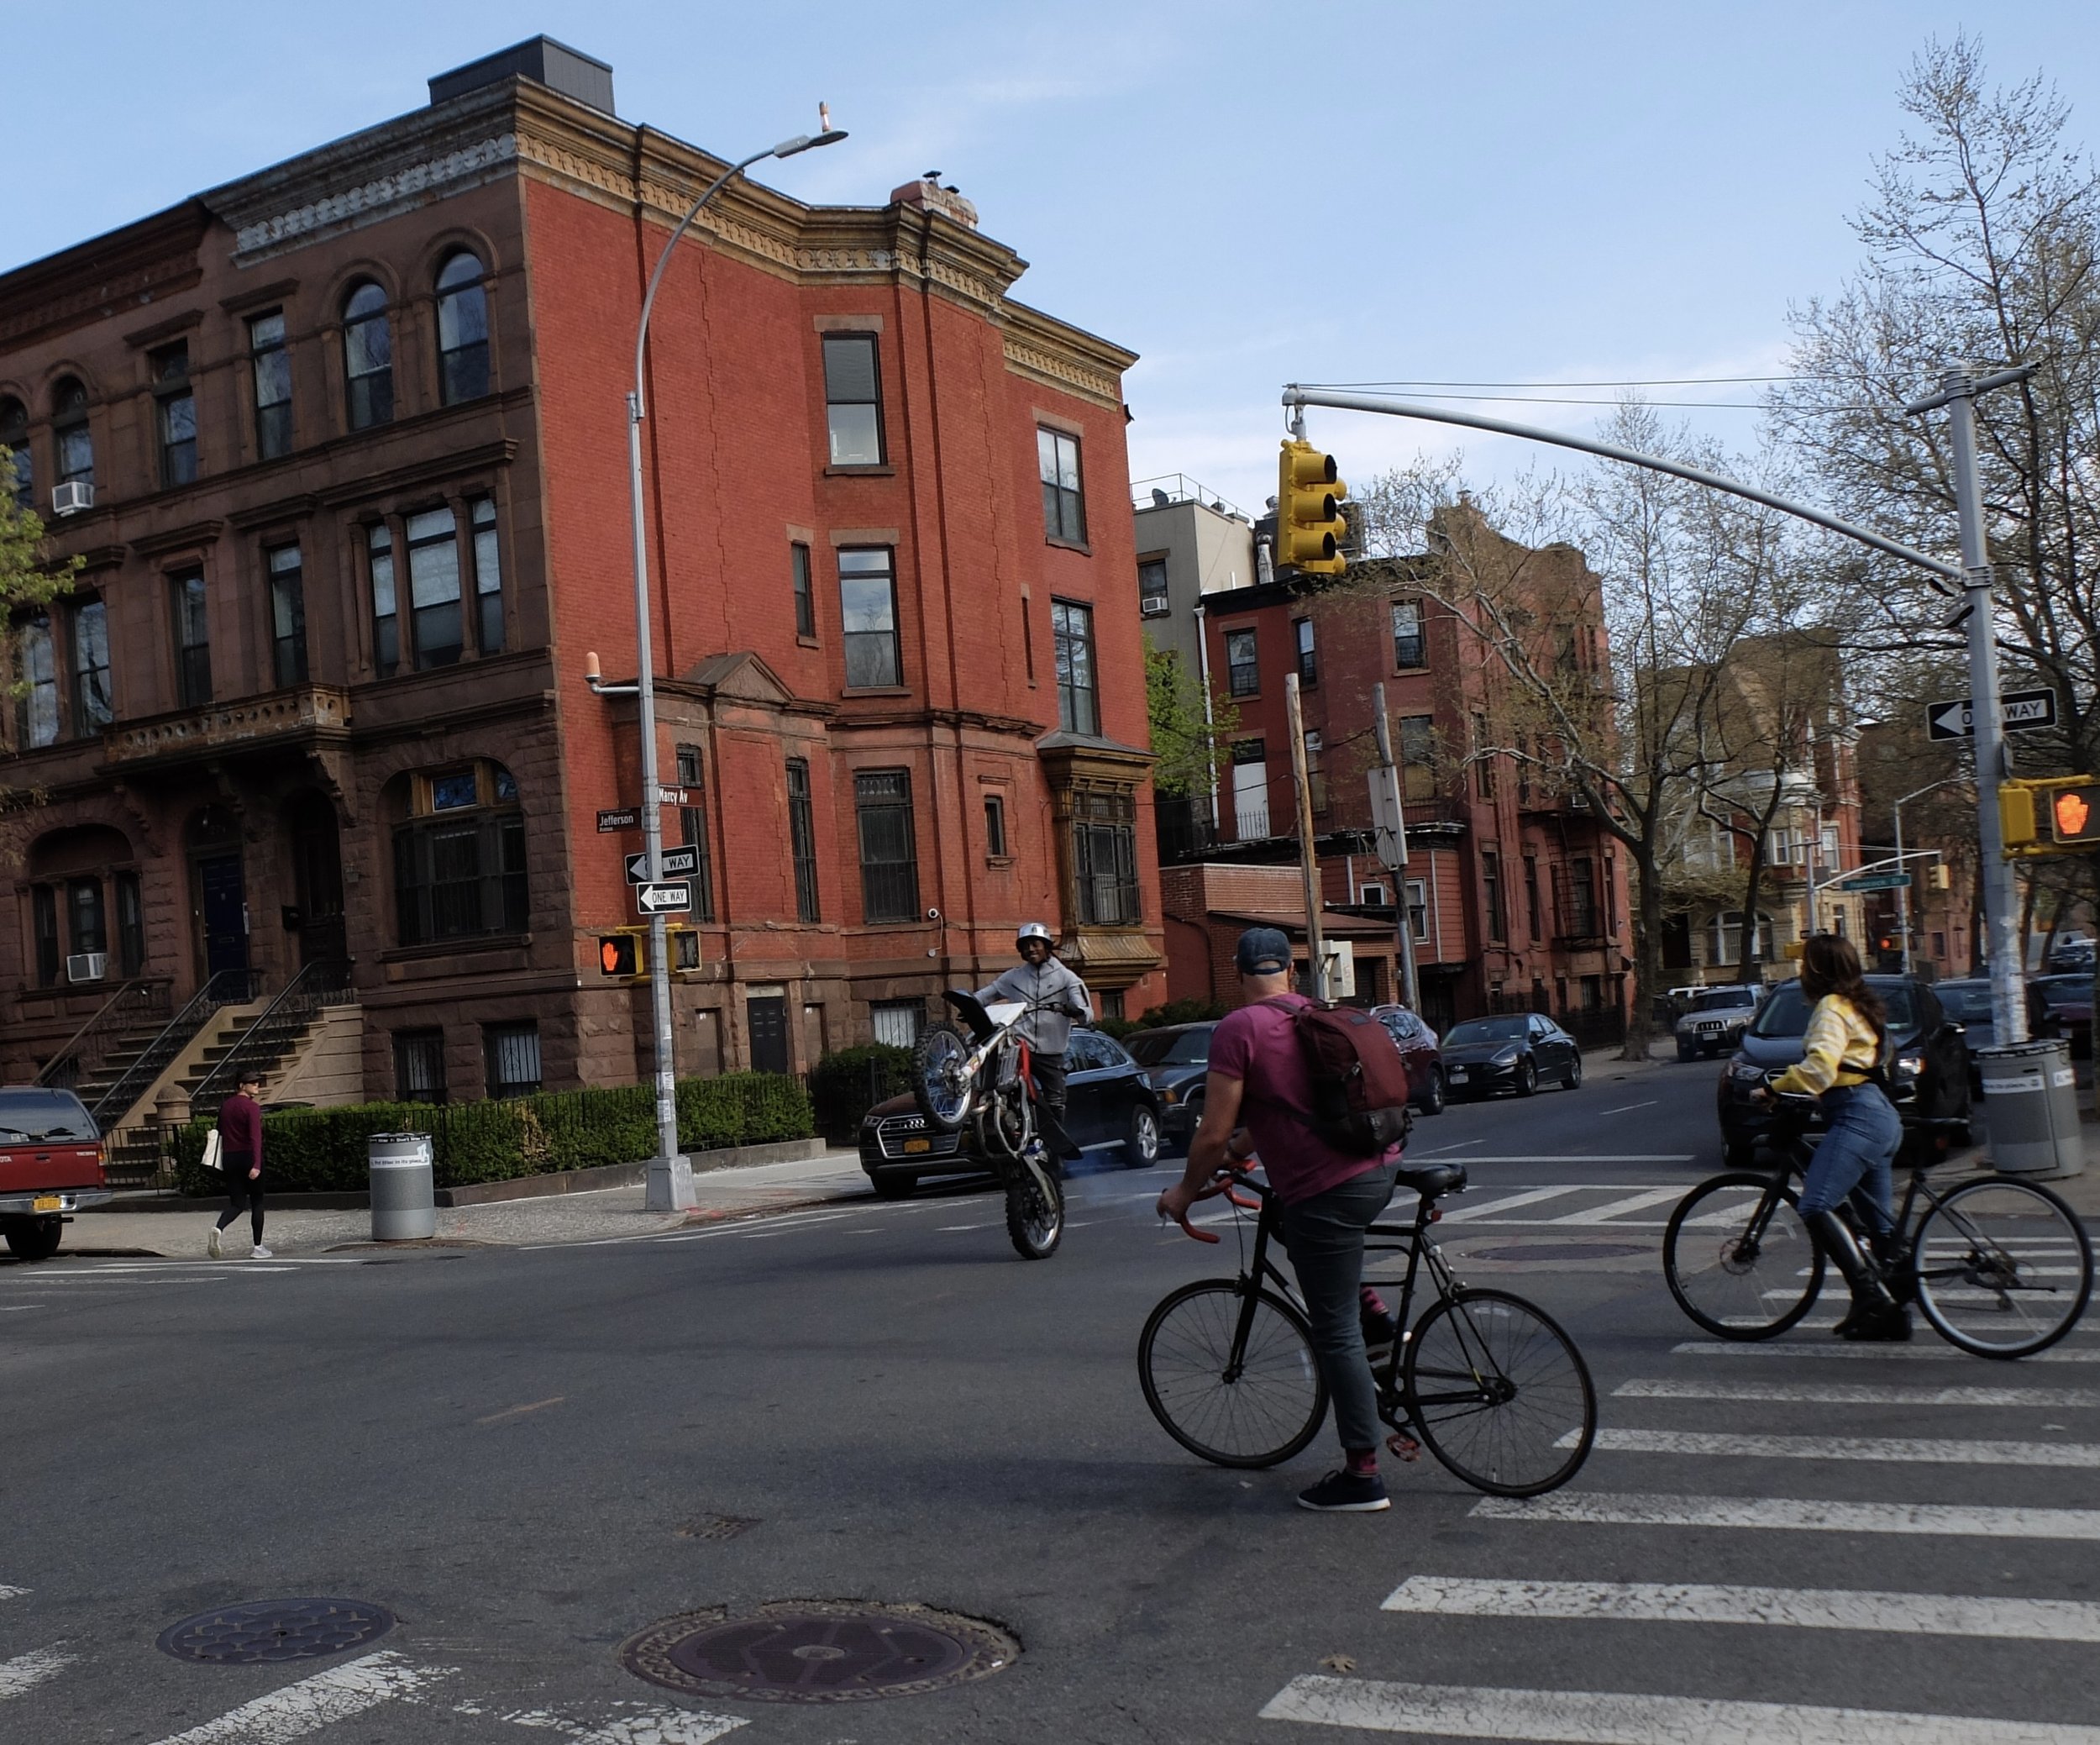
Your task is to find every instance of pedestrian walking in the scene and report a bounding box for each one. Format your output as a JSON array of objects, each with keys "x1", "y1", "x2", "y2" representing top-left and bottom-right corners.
[
  {"x1": 1157, "y1": 927, "x2": 1407, "y2": 1512},
  {"x1": 208, "y1": 1070, "x2": 272, "y2": 1259}
]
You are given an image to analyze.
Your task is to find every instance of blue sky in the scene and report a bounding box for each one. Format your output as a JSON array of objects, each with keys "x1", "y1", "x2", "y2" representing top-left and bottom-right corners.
[{"x1": 8, "y1": 3, "x2": 2096, "y2": 516}]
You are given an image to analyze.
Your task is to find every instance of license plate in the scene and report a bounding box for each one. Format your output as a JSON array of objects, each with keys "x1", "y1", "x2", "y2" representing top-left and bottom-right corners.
[
  {"x1": 1447, "y1": 1069, "x2": 1467, "y2": 1080},
  {"x1": 31, "y1": 1196, "x2": 60, "y2": 1212},
  {"x1": 903, "y1": 1138, "x2": 932, "y2": 1154}
]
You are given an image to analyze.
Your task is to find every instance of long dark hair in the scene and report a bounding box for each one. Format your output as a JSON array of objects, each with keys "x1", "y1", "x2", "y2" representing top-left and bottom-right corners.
[{"x1": 1798, "y1": 934, "x2": 1886, "y2": 1054}]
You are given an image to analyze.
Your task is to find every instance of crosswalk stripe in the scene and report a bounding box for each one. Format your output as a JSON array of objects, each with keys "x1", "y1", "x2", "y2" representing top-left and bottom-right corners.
[
  {"x1": 1617, "y1": 1377, "x2": 2100, "y2": 1407},
  {"x1": 144, "y1": 1649, "x2": 450, "y2": 1744},
  {"x1": 1568, "y1": 1427, "x2": 2100, "y2": 1466},
  {"x1": 1546, "y1": 1190, "x2": 1684, "y2": 1226},
  {"x1": 1378, "y1": 1575, "x2": 2100, "y2": 1640},
  {"x1": 0, "y1": 1584, "x2": 25, "y2": 1599},
  {"x1": 1677, "y1": 1340, "x2": 2100, "y2": 1363},
  {"x1": 1471, "y1": 1490, "x2": 2100, "y2": 1538},
  {"x1": 500, "y1": 1703, "x2": 747, "y2": 1742},
  {"x1": 0, "y1": 1646, "x2": 76, "y2": 1700},
  {"x1": 1258, "y1": 1672, "x2": 2100, "y2": 1742},
  {"x1": 1439, "y1": 1188, "x2": 1582, "y2": 1223}
]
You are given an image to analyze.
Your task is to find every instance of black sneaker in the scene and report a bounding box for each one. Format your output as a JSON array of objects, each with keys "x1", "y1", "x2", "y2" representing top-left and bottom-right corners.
[
  {"x1": 1361, "y1": 1309, "x2": 1396, "y2": 1362},
  {"x1": 1297, "y1": 1469, "x2": 1390, "y2": 1512}
]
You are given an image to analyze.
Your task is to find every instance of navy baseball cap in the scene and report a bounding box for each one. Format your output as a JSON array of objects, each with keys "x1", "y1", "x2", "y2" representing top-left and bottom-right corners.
[{"x1": 1235, "y1": 926, "x2": 1293, "y2": 975}]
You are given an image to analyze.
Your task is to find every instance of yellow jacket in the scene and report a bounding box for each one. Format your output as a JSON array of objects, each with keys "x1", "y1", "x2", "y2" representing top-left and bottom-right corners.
[{"x1": 1770, "y1": 995, "x2": 1882, "y2": 1096}]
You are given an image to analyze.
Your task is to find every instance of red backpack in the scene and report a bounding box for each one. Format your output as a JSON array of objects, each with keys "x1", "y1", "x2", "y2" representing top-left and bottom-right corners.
[{"x1": 1263, "y1": 997, "x2": 1414, "y2": 1155}]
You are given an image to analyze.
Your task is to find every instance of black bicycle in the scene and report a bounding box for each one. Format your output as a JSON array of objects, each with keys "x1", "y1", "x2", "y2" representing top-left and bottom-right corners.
[
  {"x1": 1663, "y1": 1090, "x2": 2094, "y2": 1358},
  {"x1": 1139, "y1": 1163, "x2": 1596, "y2": 1497}
]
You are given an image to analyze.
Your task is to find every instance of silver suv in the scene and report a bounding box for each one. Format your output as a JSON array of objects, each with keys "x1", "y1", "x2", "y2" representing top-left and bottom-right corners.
[{"x1": 1675, "y1": 984, "x2": 1761, "y2": 1060}]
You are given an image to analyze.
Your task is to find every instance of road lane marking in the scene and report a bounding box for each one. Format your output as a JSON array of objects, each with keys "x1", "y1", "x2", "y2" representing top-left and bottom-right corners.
[
  {"x1": 499, "y1": 1703, "x2": 748, "y2": 1742},
  {"x1": 477, "y1": 1396, "x2": 564, "y2": 1426},
  {"x1": 144, "y1": 1650, "x2": 451, "y2": 1743},
  {"x1": 1546, "y1": 1189, "x2": 1684, "y2": 1226},
  {"x1": 1439, "y1": 1188, "x2": 1583, "y2": 1223},
  {"x1": 1418, "y1": 1139, "x2": 1483, "y2": 1154},
  {"x1": 1257, "y1": 1673, "x2": 2100, "y2": 1742},
  {"x1": 1597, "y1": 1100, "x2": 1661, "y2": 1115},
  {"x1": 0, "y1": 1584, "x2": 27, "y2": 1599},
  {"x1": 1568, "y1": 1427, "x2": 2100, "y2": 1465},
  {"x1": 1675, "y1": 1340, "x2": 2100, "y2": 1363},
  {"x1": 0, "y1": 1645, "x2": 75, "y2": 1700},
  {"x1": 1473, "y1": 1490, "x2": 2100, "y2": 1537},
  {"x1": 1617, "y1": 1377, "x2": 2100, "y2": 1407},
  {"x1": 1379, "y1": 1575, "x2": 2100, "y2": 1640},
  {"x1": 1442, "y1": 1155, "x2": 1697, "y2": 1164}
]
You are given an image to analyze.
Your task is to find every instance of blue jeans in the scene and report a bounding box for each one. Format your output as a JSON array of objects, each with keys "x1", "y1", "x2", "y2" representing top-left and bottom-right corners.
[
  {"x1": 1795, "y1": 1083, "x2": 1901, "y2": 1235},
  {"x1": 1278, "y1": 1167, "x2": 1396, "y2": 1453}
]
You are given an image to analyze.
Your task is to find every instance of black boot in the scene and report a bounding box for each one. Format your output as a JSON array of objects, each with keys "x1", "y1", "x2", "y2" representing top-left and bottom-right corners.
[{"x1": 1803, "y1": 1210, "x2": 1910, "y2": 1343}]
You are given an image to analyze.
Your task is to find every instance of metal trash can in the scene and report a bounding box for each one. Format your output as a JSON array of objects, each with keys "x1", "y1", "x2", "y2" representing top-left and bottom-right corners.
[
  {"x1": 1977, "y1": 1039, "x2": 2084, "y2": 1180},
  {"x1": 368, "y1": 1132, "x2": 438, "y2": 1240}
]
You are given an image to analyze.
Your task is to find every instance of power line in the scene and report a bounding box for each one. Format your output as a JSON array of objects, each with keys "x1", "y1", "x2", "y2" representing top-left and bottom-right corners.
[{"x1": 1298, "y1": 374, "x2": 1829, "y2": 389}]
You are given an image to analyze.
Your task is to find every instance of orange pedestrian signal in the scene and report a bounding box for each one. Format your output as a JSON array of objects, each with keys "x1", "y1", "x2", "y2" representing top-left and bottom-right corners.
[
  {"x1": 2050, "y1": 784, "x2": 2100, "y2": 844},
  {"x1": 598, "y1": 933, "x2": 640, "y2": 976}
]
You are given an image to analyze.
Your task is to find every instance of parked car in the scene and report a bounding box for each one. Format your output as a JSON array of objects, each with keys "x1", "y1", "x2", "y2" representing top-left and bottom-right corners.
[
  {"x1": 858, "y1": 1028, "x2": 1163, "y2": 1198},
  {"x1": 0, "y1": 1085, "x2": 112, "y2": 1262},
  {"x1": 1438, "y1": 1013, "x2": 1583, "y2": 1099},
  {"x1": 2047, "y1": 933, "x2": 2095, "y2": 974},
  {"x1": 2033, "y1": 974, "x2": 2094, "y2": 1059},
  {"x1": 1674, "y1": 984, "x2": 1761, "y2": 1061},
  {"x1": 1369, "y1": 1005, "x2": 1448, "y2": 1115},
  {"x1": 1122, "y1": 1022, "x2": 1217, "y2": 1153},
  {"x1": 1716, "y1": 975, "x2": 1971, "y2": 1167},
  {"x1": 1929, "y1": 977, "x2": 2053, "y2": 1090}
]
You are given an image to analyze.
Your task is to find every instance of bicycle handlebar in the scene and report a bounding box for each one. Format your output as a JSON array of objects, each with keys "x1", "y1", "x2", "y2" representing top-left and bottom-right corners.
[{"x1": 1160, "y1": 1165, "x2": 1263, "y2": 1244}]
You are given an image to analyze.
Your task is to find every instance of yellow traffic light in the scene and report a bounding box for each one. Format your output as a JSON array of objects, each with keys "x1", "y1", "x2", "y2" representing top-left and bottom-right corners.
[
  {"x1": 596, "y1": 927, "x2": 699, "y2": 978},
  {"x1": 1278, "y1": 439, "x2": 1349, "y2": 576},
  {"x1": 1998, "y1": 776, "x2": 2100, "y2": 856},
  {"x1": 2000, "y1": 784, "x2": 2038, "y2": 849}
]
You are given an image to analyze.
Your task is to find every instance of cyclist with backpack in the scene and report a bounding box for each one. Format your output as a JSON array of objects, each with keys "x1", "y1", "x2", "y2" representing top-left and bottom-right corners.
[{"x1": 1156, "y1": 927, "x2": 1411, "y2": 1511}]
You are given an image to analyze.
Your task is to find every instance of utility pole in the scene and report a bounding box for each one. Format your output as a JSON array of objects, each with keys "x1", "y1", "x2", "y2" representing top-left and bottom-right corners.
[
  {"x1": 1371, "y1": 681, "x2": 1420, "y2": 1008},
  {"x1": 1284, "y1": 671, "x2": 1326, "y2": 1001},
  {"x1": 1903, "y1": 363, "x2": 2039, "y2": 1047},
  {"x1": 1893, "y1": 775, "x2": 1962, "y2": 975}
]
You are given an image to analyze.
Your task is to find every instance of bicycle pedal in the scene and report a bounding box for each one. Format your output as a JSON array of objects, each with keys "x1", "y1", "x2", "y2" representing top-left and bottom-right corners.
[{"x1": 1385, "y1": 1432, "x2": 1421, "y2": 1463}]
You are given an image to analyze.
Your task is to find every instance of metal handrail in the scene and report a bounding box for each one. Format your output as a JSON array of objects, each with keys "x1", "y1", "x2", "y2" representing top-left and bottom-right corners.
[
  {"x1": 190, "y1": 959, "x2": 354, "y2": 1108},
  {"x1": 35, "y1": 976, "x2": 171, "y2": 1090},
  {"x1": 88, "y1": 968, "x2": 258, "y2": 1129}
]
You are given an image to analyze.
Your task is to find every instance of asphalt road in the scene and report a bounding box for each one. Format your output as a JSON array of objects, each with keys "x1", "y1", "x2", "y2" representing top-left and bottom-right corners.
[{"x1": 5, "y1": 1053, "x2": 2097, "y2": 1744}]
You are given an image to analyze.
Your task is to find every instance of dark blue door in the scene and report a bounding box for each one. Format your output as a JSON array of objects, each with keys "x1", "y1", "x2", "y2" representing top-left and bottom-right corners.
[{"x1": 198, "y1": 854, "x2": 248, "y2": 978}]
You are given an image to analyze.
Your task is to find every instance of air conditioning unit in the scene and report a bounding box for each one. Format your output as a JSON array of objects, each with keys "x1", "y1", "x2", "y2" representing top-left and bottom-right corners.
[
  {"x1": 1140, "y1": 596, "x2": 1171, "y2": 617},
  {"x1": 51, "y1": 481, "x2": 94, "y2": 516},
  {"x1": 66, "y1": 952, "x2": 108, "y2": 983},
  {"x1": 1358, "y1": 883, "x2": 1389, "y2": 907}
]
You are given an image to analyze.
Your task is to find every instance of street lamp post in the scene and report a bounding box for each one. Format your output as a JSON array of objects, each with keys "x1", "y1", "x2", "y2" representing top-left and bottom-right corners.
[
  {"x1": 1893, "y1": 776, "x2": 1963, "y2": 975},
  {"x1": 610, "y1": 110, "x2": 846, "y2": 1212}
]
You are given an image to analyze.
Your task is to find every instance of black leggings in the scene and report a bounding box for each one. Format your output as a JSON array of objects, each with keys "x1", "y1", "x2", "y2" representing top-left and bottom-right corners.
[{"x1": 216, "y1": 1162, "x2": 265, "y2": 1246}]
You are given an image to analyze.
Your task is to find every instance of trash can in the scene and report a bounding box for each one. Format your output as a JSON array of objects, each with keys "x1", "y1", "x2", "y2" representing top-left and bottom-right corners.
[
  {"x1": 368, "y1": 1132, "x2": 438, "y2": 1240},
  {"x1": 1977, "y1": 1039, "x2": 2084, "y2": 1180}
]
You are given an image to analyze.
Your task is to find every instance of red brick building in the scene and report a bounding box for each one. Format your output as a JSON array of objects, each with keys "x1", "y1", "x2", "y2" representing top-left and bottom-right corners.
[
  {"x1": 1164, "y1": 540, "x2": 1630, "y2": 1035},
  {"x1": 0, "y1": 38, "x2": 1163, "y2": 1127}
]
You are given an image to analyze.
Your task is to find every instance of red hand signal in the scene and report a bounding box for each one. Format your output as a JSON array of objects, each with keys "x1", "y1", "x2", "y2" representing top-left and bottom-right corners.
[{"x1": 2055, "y1": 791, "x2": 2092, "y2": 839}]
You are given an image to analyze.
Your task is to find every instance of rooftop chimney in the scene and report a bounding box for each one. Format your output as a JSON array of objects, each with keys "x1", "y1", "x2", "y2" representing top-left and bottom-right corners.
[
  {"x1": 429, "y1": 37, "x2": 616, "y2": 116},
  {"x1": 889, "y1": 176, "x2": 979, "y2": 229}
]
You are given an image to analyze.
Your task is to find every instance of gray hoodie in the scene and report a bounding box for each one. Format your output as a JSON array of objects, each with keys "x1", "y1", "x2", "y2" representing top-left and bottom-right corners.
[{"x1": 975, "y1": 956, "x2": 1093, "y2": 1056}]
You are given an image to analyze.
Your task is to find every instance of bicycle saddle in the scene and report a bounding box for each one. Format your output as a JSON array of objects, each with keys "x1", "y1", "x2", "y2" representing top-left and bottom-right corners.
[{"x1": 1394, "y1": 1161, "x2": 1467, "y2": 1196}]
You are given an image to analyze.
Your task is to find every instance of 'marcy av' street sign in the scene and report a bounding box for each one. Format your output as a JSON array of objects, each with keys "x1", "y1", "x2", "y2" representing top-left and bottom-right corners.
[{"x1": 1926, "y1": 688, "x2": 2056, "y2": 741}]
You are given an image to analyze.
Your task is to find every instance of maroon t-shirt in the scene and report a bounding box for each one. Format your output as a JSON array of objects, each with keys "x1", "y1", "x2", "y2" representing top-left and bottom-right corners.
[
  {"x1": 1206, "y1": 993, "x2": 1397, "y2": 1204},
  {"x1": 218, "y1": 1093, "x2": 261, "y2": 1165}
]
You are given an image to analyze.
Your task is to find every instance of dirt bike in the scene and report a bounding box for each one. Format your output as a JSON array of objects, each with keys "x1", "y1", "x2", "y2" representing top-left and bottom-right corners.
[{"x1": 911, "y1": 990, "x2": 1068, "y2": 1259}]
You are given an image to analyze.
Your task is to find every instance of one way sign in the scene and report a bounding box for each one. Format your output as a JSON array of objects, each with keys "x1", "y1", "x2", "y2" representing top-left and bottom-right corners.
[
  {"x1": 626, "y1": 846, "x2": 699, "y2": 884},
  {"x1": 635, "y1": 880, "x2": 693, "y2": 915},
  {"x1": 1926, "y1": 687, "x2": 2057, "y2": 741}
]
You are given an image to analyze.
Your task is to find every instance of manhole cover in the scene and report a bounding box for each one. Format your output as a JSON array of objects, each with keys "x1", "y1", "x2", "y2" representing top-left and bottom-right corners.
[
  {"x1": 157, "y1": 1599, "x2": 395, "y2": 1664},
  {"x1": 1466, "y1": 1242, "x2": 1650, "y2": 1262},
  {"x1": 619, "y1": 1600, "x2": 1016, "y2": 1703}
]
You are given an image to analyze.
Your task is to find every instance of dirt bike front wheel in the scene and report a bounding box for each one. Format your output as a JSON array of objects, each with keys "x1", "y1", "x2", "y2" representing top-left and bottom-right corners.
[
  {"x1": 1006, "y1": 1159, "x2": 1064, "y2": 1259},
  {"x1": 911, "y1": 1019, "x2": 976, "y2": 1133}
]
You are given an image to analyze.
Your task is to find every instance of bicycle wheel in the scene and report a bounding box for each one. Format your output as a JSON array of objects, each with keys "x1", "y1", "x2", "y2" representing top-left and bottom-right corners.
[
  {"x1": 1139, "y1": 1281, "x2": 1327, "y2": 1469},
  {"x1": 911, "y1": 1020, "x2": 975, "y2": 1132},
  {"x1": 1404, "y1": 1288, "x2": 1595, "y2": 1497},
  {"x1": 1912, "y1": 1176, "x2": 2094, "y2": 1359},
  {"x1": 1662, "y1": 1170, "x2": 1824, "y2": 1340},
  {"x1": 1005, "y1": 1160, "x2": 1063, "y2": 1260}
]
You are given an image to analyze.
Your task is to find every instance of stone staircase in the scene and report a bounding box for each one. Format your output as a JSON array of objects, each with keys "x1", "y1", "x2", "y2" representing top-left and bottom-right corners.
[
  {"x1": 65, "y1": 1019, "x2": 186, "y2": 1123},
  {"x1": 175, "y1": 1007, "x2": 330, "y2": 1110}
]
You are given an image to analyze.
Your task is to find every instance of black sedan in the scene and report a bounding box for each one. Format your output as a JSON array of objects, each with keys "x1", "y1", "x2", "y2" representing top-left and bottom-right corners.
[
  {"x1": 1439, "y1": 1013, "x2": 1583, "y2": 1099},
  {"x1": 858, "y1": 1027, "x2": 1164, "y2": 1197},
  {"x1": 1716, "y1": 974, "x2": 1971, "y2": 1167},
  {"x1": 1122, "y1": 1022, "x2": 1216, "y2": 1153}
]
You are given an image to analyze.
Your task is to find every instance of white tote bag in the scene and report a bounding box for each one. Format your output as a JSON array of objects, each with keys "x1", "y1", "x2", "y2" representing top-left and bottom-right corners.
[{"x1": 201, "y1": 1127, "x2": 223, "y2": 1174}]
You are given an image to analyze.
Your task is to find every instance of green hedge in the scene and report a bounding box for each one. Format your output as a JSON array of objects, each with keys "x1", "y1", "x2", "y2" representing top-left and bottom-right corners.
[
  {"x1": 171, "y1": 1071, "x2": 814, "y2": 1196},
  {"x1": 808, "y1": 1043, "x2": 915, "y2": 1142}
]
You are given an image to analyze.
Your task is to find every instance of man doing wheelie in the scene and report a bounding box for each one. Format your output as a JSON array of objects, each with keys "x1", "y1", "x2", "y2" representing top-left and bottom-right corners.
[{"x1": 976, "y1": 922, "x2": 1091, "y2": 1160}]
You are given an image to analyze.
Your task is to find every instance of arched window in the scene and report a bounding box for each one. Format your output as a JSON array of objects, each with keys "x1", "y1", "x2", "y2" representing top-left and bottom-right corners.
[
  {"x1": 342, "y1": 283, "x2": 393, "y2": 430},
  {"x1": 391, "y1": 759, "x2": 527, "y2": 945},
  {"x1": 52, "y1": 377, "x2": 93, "y2": 488},
  {"x1": 1709, "y1": 910, "x2": 1776, "y2": 966},
  {"x1": 435, "y1": 251, "x2": 489, "y2": 404},
  {"x1": 0, "y1": 396, "x2": 29, "y2": 510}
]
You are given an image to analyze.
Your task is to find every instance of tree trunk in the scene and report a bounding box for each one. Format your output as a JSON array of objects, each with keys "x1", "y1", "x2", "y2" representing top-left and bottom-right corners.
[
  {"x1": 1622, "y1": 846, "x2": 1666, "y2": 1062},
  {"x1": 1735, "y1": 848, "x2": 1769, "y2": 985}
]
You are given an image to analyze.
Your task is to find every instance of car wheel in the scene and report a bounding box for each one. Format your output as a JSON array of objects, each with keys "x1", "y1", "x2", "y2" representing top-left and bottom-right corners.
[
  {"x1": 1415, "y1": 1066, "x2": 1446, "y2": 1117},
  {"x1": 1563, "y1": 1056, "x2": 1583, "y2": 1091},
  {"x1": 1123, "y1": 1105, "x2": 1163, "y2": 1168},
  {"x1": 871, "y1": 1174, "x2": 918, "y2": 1201},
  {"x1": 3, "y1": 1216, "x2": 62, "y2": 1262},
  {"x1": 1515, "y1": 1059, "x2": 1538, "y2": 1097}
]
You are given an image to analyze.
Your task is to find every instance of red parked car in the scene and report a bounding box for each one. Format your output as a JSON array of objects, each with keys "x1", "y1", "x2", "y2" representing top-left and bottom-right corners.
[
  {"x1": 1370, "y1": 1005, "x2": 1449, "y2": 1116},
  {"x1": 0, "y1": 1086, "x2": 112, "y2": 1262}
]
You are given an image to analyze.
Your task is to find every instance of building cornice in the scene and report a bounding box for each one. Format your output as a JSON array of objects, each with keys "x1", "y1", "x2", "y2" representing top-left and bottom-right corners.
[{"x1": 0, "y1": 203, "x2": 211, "y2": 356}]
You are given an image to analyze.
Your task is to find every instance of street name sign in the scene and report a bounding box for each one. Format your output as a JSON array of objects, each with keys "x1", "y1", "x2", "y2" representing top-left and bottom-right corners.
[
  {"x1": 596, "y1": 807, "x2": 639, "y2": 833},
  {"x1": 636, "y1": 880, "x2": 693, "y2": 915},
  {"x1": 655, "y1": 785, "x2": 689, "y2": 807},
  {"x1": 625, "y1": 846, "x2": 699, "y2": 884},
  {"x1": 1925, "y1": 688, "x2": 2057, "y2": 741},
  {"x1": 1840, "y1": 871, "x2": 1912, "y2": 892}
]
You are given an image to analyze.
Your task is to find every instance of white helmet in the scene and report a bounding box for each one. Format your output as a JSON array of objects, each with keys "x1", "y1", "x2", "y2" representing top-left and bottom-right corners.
[{"x1": 1016, "y1": 921, "x2": 1054, "y2": 948}]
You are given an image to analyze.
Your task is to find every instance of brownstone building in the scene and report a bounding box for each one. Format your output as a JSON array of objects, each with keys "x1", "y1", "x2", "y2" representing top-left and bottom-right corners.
[{"x1": 0, "y1": 38, "x2": 1163, "y2": 1139}]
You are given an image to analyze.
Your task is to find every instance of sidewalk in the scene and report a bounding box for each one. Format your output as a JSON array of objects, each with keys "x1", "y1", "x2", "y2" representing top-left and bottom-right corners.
[{"x1": 67, "y1": 1148, "x2": 875, "y2": 1259}]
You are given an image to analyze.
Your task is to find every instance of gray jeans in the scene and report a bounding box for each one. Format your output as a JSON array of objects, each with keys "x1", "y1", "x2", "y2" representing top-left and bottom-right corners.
[{"x1": 1278, "y1": 1166, "x2": 1396, "y2": 1453}]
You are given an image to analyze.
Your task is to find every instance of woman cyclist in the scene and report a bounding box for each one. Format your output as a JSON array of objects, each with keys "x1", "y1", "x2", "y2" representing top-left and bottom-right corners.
[{"x1": 1755, "y1": 934, "x2": 1908, "y2": 1343}]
